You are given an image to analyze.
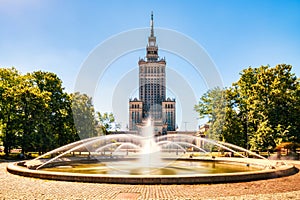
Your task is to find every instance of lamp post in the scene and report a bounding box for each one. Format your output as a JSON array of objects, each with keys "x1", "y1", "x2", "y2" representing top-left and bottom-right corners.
[{"x1": 183, "y1": 121, "x2": 189, "y2": 131}]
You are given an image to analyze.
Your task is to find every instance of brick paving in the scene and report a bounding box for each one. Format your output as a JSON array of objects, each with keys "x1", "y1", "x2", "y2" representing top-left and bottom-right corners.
[{"x1": 1, "y1": 161, "x2": 300, "y2": 200}]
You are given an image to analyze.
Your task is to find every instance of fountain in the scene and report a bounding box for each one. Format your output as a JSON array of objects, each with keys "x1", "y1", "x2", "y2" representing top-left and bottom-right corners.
[{"x1": 7, "y1": 118, "x2": 298, "y2": 184}]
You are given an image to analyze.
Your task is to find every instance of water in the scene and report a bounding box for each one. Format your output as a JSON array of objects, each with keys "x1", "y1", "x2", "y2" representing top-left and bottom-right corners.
[
  {"x1": 138, "y1": 119, "x2": 162, "y2": 169},
  {"x1": 28, "y1": 118, "x2": 275, "y2": 172},
  {"x1": 41, "y1": 160, "x2": 259, "y2": 175}
]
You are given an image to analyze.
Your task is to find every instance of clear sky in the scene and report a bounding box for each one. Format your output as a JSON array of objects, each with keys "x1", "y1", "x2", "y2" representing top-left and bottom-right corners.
[{"x1": 1, "y1": 0, "x2": 300, "y2": 130}]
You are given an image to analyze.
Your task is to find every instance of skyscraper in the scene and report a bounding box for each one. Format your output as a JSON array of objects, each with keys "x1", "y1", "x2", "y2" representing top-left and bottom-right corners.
[{"x1": 129, "y1": 13, "x2": 176, "y2": 134}]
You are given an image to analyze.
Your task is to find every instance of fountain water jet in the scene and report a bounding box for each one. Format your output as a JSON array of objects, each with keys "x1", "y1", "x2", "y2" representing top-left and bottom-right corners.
[
  {"x1": 7, "y1": 123, "x2": 298, "y2": 184},
  {"x1": 137, "y1": 119, "x2": 162, "y2": 170},
  {"x1": 27, "y1": 131, "x2": 277, "y2": 172}
]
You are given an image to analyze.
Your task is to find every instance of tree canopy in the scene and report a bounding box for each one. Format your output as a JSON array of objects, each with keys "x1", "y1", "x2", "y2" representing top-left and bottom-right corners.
[
  {"x1": 195, "y1": 64, "x2": 300, "y2": 151},
  {"x1": 0, "y1": 67, "x2": 116, "y2": 156}
]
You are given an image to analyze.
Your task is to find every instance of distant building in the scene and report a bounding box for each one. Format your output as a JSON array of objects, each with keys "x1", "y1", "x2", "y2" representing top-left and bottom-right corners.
[{"x1": 129, "y1": 13, "x2": 176, "y2": 134}]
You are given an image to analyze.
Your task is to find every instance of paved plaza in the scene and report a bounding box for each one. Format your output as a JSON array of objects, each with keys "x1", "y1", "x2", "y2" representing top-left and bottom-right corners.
[{"x1": 1, "y1": 161, "x2": 300, "y2": 200}]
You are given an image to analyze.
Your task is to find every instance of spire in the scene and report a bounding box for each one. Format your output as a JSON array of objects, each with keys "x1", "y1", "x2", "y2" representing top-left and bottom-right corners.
[
  {"x1": 146, "y1": 11, "x2": 158, "y2": 61},
  {"x1": 150, "y1": 11, "x2": 154, "y2": 37}
]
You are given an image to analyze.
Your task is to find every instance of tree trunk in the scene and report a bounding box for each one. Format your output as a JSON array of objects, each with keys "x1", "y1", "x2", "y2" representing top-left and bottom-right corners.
[{"x1": 4, "y1": 146, "x2": 9, "y2": 157}]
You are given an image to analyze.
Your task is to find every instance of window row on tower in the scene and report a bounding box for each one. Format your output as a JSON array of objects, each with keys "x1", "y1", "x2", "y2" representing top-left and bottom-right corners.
[
  {"x1": 131, "y1": 104, "x2": 141, "y2": 109},
  {"x1": 140, "y1": 66, "x2": 165, "y2": 74},
  {"x1": 140, "y1": 79, "x2": 164, "y2": 85},
  {"x1": 164, "y1": 104, "x2": 174, "y2": 109}
]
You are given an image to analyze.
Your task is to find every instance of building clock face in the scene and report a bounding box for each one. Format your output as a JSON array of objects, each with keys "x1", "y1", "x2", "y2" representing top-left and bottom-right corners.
[{"x1": 150, "y1": 41, "x2": 154, "y2": 46}]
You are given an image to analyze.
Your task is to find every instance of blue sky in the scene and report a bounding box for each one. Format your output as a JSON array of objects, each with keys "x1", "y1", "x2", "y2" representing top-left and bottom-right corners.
[{"x1": 1, "y1": 0, "x2": 300, "y2": 130}]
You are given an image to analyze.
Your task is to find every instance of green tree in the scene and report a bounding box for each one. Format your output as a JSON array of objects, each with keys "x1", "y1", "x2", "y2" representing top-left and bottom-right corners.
[
  {"x1": 0, "y1": 68, "x2": 21, "y2": 156},
  {"x1": 0, "y1": 68, "x2": 79, "y2": 155},
  {"x1": 233, "y1": 64, "x2": 300, "y2": 151},
  {"x1": 96, "y1": 112, "x2": 115, "y2": 135},
  {"x1": 194, "y1": 64, "x2": 300, "y2": 152},
  {"x1": 14, "y1": 73, "x2": 51, "y2": 154},
  {"x1": 70, "y1": 92, "x2": 97, "y2": 139},
  {"x1": 30, "y1": 71, "x2": 77, "y2": 153},
  {"x1": 194, "y1": 87, "x2": 226, "y2": 141},
  {"x1": 221, "y1": 88, "x2": 246, "y2": 147}
]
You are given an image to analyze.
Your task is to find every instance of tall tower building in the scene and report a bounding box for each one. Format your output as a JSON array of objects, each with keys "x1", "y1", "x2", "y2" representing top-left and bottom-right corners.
[{"x1": 129, "y1": 13, "x2": 176, "y2": 134}]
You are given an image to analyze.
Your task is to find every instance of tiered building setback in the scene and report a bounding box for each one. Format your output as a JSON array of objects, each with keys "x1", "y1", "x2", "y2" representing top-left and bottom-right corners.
[{"x1": 129, "y1": 13, "x2": 176, "y2": 134}]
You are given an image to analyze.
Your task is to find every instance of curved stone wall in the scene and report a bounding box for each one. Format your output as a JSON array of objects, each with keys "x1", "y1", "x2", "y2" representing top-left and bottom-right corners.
[{"x1": 7, "y1": 159, "x2": 299, "y2": 184}]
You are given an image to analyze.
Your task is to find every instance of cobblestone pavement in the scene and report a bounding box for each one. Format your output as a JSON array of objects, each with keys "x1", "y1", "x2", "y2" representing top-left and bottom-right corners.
[{"x1": 1, "y1": 161, "x2": 300, "y2": 200}]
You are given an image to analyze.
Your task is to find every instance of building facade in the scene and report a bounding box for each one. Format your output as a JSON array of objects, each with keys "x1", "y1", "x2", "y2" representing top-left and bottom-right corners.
[{"x1": 129, "y1": 13, "x2": 176, "y2": 134}]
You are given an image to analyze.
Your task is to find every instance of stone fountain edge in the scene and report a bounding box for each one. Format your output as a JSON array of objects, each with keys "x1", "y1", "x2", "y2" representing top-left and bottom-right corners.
[{"x1": 6, "y1": 158, "x2": 299, "y2": 184}]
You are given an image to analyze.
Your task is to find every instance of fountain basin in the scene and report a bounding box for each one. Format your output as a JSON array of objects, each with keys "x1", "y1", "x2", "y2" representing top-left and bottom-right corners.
[
  {"x1": 7, "y1": 158, "x2": 298, "y2": 184},
  {"x1": 6, "y1": 133, "x2": 299, "y2": 184}
]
